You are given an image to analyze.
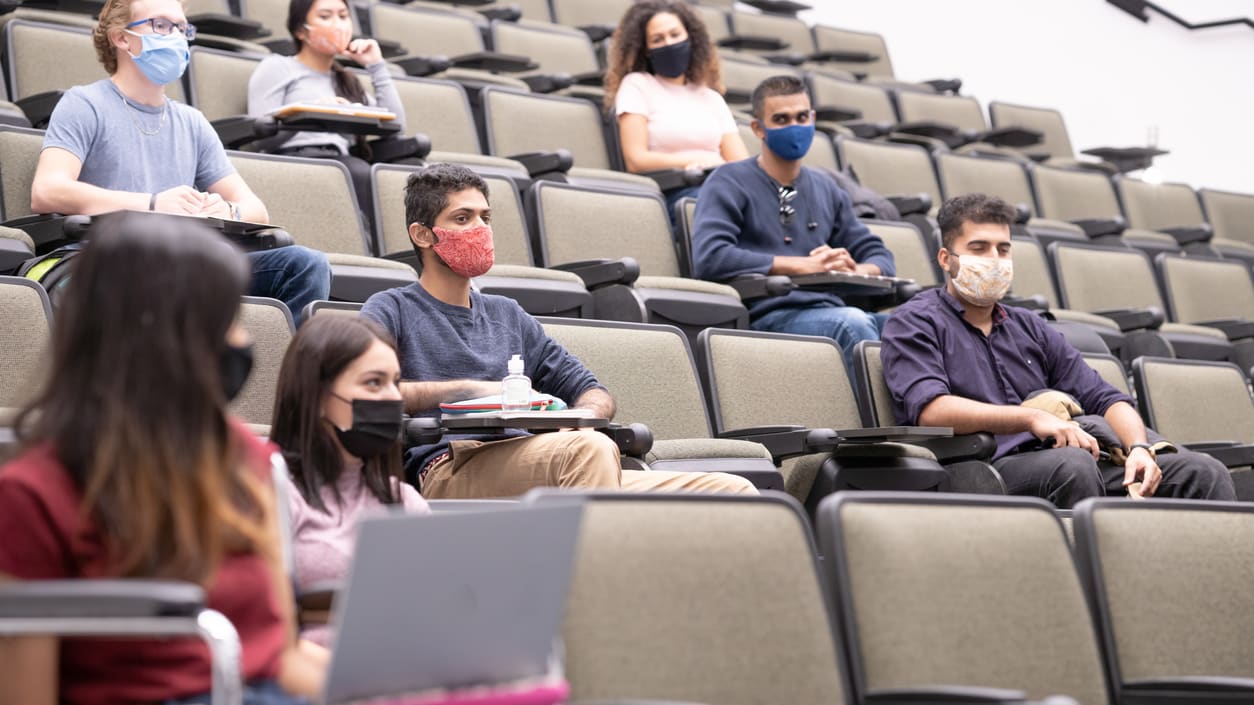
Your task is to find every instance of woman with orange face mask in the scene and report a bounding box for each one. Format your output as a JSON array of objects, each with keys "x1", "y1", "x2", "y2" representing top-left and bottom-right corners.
[{"x1": 247, "y1": 0, "x2": 406, "y2": 230}]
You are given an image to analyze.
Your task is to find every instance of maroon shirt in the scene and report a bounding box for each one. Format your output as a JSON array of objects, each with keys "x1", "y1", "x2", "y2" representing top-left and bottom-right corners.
[
  {"x1": 0, "y1": 423, "x2": 287, "y2": 705},
  {"x1": 881, "y1": 288, "x2": 1134, "y2": 459}
]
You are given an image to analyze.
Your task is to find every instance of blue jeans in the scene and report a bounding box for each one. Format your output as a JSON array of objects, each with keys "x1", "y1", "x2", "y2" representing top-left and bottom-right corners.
[
  {"x1": 247, "y1": 246, "x2": 330, "y2": 326},
  {"x1": 162, "y1": 679, "x2": 308, "y2": 705},
  {"x1": 751, "y1": 304, "x2": 889, "y2": 372}
]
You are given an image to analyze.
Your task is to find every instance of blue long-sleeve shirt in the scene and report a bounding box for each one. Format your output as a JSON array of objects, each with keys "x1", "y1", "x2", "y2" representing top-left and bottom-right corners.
[{"x1": 691, "y1": 158, "x2": 895, "y2": 320}]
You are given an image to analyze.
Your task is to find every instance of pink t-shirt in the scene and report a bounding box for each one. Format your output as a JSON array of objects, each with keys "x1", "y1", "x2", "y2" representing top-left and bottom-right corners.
[
  {"x1": 285, "y1": 464, "x2": 429, "y2": 646},
  {"x1": 615, "y1": 71, "x2": 738, "y2": 161}
]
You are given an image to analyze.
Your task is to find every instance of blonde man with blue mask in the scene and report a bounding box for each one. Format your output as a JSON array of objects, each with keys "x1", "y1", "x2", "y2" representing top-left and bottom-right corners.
[{"x1": 29, "y1": 0, "x2": 331, "y2": 323}]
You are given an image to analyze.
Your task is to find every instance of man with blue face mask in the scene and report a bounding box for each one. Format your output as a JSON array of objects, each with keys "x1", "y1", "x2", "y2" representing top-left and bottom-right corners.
[
  {"x1": 691, "y1": 75, "x2": 895, "y2": 370},
  {"x1": 881, "y1": 193, "x2": 1235, "y2": 507},
  {"x1": 30, "y1": 0, "x2": 330, "y2": 323}
]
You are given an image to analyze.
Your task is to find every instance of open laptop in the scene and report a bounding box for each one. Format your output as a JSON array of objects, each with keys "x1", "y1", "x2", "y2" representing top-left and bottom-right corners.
[{"x1": 321, "y1": 504, "x2": 585, "y2": 704}]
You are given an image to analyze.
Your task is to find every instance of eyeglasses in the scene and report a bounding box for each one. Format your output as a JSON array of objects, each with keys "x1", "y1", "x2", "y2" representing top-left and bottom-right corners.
[
  {"x1": 127, "y1": 17, "x2": 197, "y2": 40},
  {"x1": 778, "y1": 185, "x2": 797, "y2": 226}
]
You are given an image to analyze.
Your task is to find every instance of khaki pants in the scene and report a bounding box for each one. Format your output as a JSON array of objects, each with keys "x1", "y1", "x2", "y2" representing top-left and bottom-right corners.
[{"x1": 420, "y1": 431, "x2": 758, "y2": 499}]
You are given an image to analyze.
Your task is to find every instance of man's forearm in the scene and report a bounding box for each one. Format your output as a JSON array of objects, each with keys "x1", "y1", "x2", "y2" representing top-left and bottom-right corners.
[
  {"x1": 572, "y1": 387, "x2": 615, "y2": 420},
  {"x1": 31, "y1": 178, "x2": 149, "y2": 216},
  {"x1": 1104, "y1": 401, "x2": 1148, "y2": 449},
  {"x1": 918, "y1": 394, "x2": 1041, "y2": 435},
  {"x1": 400, "y1": 380, "x2": 502, "y2": 414}
]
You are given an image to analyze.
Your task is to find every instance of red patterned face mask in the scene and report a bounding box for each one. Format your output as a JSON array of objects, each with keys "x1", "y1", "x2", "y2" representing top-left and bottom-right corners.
[
  {"x1": 431, "y1": 225, "x2": 494, "y2": 278},
  {"x1": 304, "y1": 23, "x2": 351, "y2": 55}
]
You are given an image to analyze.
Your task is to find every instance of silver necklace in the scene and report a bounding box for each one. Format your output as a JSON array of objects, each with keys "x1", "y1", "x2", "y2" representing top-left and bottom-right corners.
[{"x1": 119, "y1": 91, "x2": 168, "y2": 136}]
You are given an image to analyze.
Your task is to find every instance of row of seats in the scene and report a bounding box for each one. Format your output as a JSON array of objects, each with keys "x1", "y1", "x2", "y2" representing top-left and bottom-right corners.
[{"x1": 11, "y1": 273, "x2": 1250, "y2": 507}]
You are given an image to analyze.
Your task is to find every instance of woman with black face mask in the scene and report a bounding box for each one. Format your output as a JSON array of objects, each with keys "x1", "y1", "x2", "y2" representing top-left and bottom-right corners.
[
  {"x1": 269, "y1": 314, "x2": 429, "y2": 646},
  {"x1": 0, "y1": 211, "x2": 326, "y2": 704},
  {"x1": 605, "y1": 1, "x2": 748, "y2": 215}
]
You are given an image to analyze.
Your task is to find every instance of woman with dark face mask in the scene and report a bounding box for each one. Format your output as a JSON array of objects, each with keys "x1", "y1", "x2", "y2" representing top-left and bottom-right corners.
[
  {"x1": 604, "y1": 1, "x2": 748, "y2": 214},
  {"x1": 0, "y1": 211, "x2": 325, "y2": 704},
  {"x1": 268, "y1": 314, "x2": 429, "y2": 646}
]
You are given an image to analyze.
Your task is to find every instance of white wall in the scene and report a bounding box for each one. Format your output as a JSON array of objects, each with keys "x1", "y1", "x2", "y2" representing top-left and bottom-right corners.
[{"x1": 799, "y1": 0, "x2": 1252, "y2": 194}]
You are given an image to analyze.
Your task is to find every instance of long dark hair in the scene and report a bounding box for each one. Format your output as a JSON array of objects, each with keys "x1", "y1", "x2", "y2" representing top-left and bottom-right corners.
[
  {"x1": 15, "y1": 212, "x2": 270, "y2": 584},
  {"x1": 287, "y1": 0, "x2": 369, "y2": 105},
  {"x1": 269, "y1": 314, "x2": 404, "y2": 514},
  {"x1": 604, "y1": 0, "x2": 723, "y2": 114}
]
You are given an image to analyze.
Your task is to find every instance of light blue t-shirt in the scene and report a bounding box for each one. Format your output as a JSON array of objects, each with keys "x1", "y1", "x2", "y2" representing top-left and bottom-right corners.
[{"x1": 42, "y1": 78, "x2": 236, "y2": 193}]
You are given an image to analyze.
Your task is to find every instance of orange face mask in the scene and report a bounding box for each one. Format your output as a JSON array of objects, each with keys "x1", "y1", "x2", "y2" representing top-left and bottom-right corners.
[{"x1": 303, "y1": 23, "x2": 351, "y2": 54}]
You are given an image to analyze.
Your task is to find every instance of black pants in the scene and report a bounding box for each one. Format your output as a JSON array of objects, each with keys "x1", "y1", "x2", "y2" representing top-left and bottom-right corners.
[
  {"x1": 993, "y1": 446, "x2": 1237, "y2": 509},
  {"x1": 277, "y1": 145, "x2": 374, "y2": 236}
]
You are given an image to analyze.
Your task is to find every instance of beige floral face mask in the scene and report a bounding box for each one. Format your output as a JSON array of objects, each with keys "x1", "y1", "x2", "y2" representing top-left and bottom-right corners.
[{"x1": 950, "y1": 254, "x2": 1013, "y2": 307}]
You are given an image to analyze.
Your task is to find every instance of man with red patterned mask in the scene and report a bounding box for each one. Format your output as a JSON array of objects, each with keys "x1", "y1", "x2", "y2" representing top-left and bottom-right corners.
[{"x1": 359, "y1": 164, "x2": 757, "y2": 499}]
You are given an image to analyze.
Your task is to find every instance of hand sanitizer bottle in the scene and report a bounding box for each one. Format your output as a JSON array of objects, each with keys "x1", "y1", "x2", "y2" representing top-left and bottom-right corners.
[{"x1": 501, "y1": 354, "x2": 531, "y2": 411}]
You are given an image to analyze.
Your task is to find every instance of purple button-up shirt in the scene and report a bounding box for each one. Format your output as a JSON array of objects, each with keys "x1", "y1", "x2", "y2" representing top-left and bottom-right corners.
[{"x1": 881, "y1": 288, "x2": 1134, "y2": 459}]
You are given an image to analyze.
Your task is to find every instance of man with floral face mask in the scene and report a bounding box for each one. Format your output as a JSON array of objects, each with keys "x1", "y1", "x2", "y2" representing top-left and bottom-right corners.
[
  {"x1": 29, "y1": 0, "x2": 331, "y2": 324},
  {"x1": 880, "y1": 193, "x2": 1234, "y2": 507},
  {"x1": 691, "y1": 75, "x2": 895, "y2": 371},
  {"x1": 361, "y1": 164, "x2": 756, "y2": 499}
]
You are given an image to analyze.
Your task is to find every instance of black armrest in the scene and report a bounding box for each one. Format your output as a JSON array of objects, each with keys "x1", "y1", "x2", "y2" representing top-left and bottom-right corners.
[
  {"x1": 1195, "y1": 319, "x2": 1254, "y2": 341},
  {"x1": 886, "y1": 193, "x2": 932, "y2": 217},
  {"x1": 977, "y1": 126, "x2": 1042, "y2": 148},
  {"x1": 599, "y1": 422, "x2": 653, "y2": 459},
  {"x1": 916, "y1": 433, "x2": 997, "y2": 463},
  {"x1": 811, "y1": 50, "x2": 879, "y2": 63},
  {"x1": 211, "y1": 115, "x2": 279, "y2": 149},
  {"x1": 572, "y1": 69, "x2": 606, "y2": 87},
  {"x1": 0, "y1": 580, "x2": 204, "y2": 619},
  {"x1": 739, "y1": 0, "x2": 812, "y2": 15},
  {"x1": 894, "y1": 121, "x2": 961, "y2": 142},
  {"x1": 450, "y1": 51, "x2": 537, "y2": 73},
  {"x1": 1002, "y1": 294, "x2": 1049, "y2": 310},
  {"x1": 1182, "y1": 442, "x2": 1254, "y2": 468},
  {"x1": 1080, "y1": 146, "x2": 1168, "y2": 174},
  {"x1": 507, "y1": 150, "x2": 573, "y2": 177},
  {"x1": 1012, "y1": 203, "x2": 1032, "y2": 225},
  {"x1": 865, "y1": 685, "x2": 1028, "y2": 704},
  {"x1": 921, "y1": 78, "x2": 963, "y2": 94},
  {"x1": 727, "y1": 273, "x2": 795, "y2": 300},
  {"x1": 1159, "y1": 225, "x2": 1212, "y2": 245},
  {"x1": 723, "y1": 89, "x2": 751, "y2": 105},
  {"x1": 16, "y1": 90, "x2": 65, "y2": 129},
  {"x1": 1121, "y1": 677, "x2": 1254, "y2": 705},
  {"x1": 763, "y1": 52, "x2": 807, "y2": 66},
  {"x1": 260, "y1": 38, "x2": 296, "y2": 55},
  {"x1": 3, "y1": 213, "x2": 73, "y2": 254},
  {"x1": 187, "y1": 12, "x2": 269, "y2": 40},
  {"x1": 843, "y1": 120, "x2": 893, "y2": 139},
  {"x1": 361, "y1": 134, "x2": 431, "y2": 163},
  {"x1": 717, "y1": 425, "x2": 840, "y2": 459},
  {"x1": 716, "y1": 35, "x2": 788, "y2": 52},
  {"x1": 552, "y1": 257, "x2": 640, "y2": 289},
  {"x1": 522, "y1": 73, "x2": 575, "y2": 93},
  {"x1": 576, "y1": 23, "x2": 615, "y2": 42},
  {"x1": 404, "y1": 416, "x2": 444, "y2": 446},
  {"x1": 477, "y1": 5, "x2": 520, "y2": 21},
  {"x1": 1070, "y1": 217, "x2": 1127, "y2": 238},
  {"x1": 393, "y1": 54, "x2": 453, "y2": 77},
  {"x1": 642, "y1": 168, "x2": 708, "y2": 192},
  {"x1": 815, "y1": 105, "x2": 862, "y2": 122},
  {"x1": 1094, "y1": 307, "x2": 1164, "y2": 332}
]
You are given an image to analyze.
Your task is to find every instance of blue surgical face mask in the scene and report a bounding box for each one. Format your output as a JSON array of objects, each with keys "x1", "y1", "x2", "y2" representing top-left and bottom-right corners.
[
  {"x1": 762, "y1": 122, "x2": 816, "y2": 161},
  {"x1": 124, "y1": 29, "x2": 190, "y2": 86}
]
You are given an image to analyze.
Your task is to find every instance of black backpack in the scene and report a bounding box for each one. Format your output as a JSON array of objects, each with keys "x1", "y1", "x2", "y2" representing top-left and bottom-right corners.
[{"x1": 16, "y1": 242, "x2": 83, "y2": 308}]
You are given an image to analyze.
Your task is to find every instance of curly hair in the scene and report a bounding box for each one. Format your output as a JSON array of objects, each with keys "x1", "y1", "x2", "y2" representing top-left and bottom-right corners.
[
  {"x1": 93, "y1": 0, "x2": 187, "y2": 75},
  {"x1": 938, "y1": 193, "x2": 1017, "y2": 250},
  {"x1": 603, "y1": 0, "x2": 723, "y2": 114}
]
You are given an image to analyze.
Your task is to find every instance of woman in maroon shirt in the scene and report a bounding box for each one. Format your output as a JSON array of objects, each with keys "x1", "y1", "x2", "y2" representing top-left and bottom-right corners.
[{"x1": 0, "y1": 212, "x2": 326, "y2": 704}]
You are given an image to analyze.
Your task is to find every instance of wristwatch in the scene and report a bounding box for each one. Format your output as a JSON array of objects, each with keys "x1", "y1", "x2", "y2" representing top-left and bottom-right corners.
[{"x1": 1128, "y1": 442, "x2": 1156, "y2": 457}]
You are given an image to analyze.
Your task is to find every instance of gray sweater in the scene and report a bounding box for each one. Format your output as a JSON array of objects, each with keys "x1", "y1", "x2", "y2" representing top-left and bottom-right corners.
[
  {"x1": 361, "y1": 282, "x2": 605, "y2": 481},
  {"x1": 246, "y1": 55, "x2": 406, "y2": 154}
]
